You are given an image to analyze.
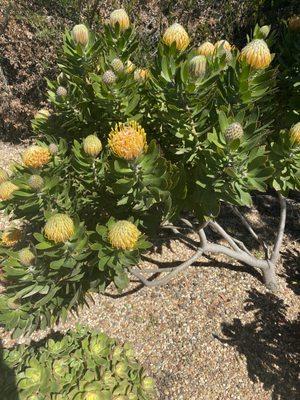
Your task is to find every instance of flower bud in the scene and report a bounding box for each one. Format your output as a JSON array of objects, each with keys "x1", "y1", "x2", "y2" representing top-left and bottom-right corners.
[
  {"x1": 0, "y1": 181, "x2": 19, "y2": 200},
  {"x1": 56, "y1": 86, "x2": 68, "y2": 97},
  {"x1": 102, "y1": 70, "x2": 117, "y2": 85},
  {"x1": 189, "y1": 55, "x2": 206, "y2": 78},
  {"x1": 214, "y1": 40, "x2": 232, "y2": 52},
  {"x1": 108, "y1": 220, "x2": 140, "y2": 250},
  {"x1": 259, "y1": 25, "x2": 271, "y2": 39},
  {"x1": 111, "y1": 58, "x2": 124, "y2": 73},
  {"x1": 225, "y1": 122, "x2": 244, "y2": 142},
  {"x1": 110, "y1": 9, "x2": 130, "y2": 31},
  {"x1": 290, "y1": 122, "x2": 300, "y2": 145},
  {"x1": 28, "y1": 175, "x2": 44, "y2": 190},
  {"x1": 125, "y1": 60, "x2": 135, "y2": 74},
  {"x1": 19, "y1": 248, "x2": 35, "y2": 266},
  {"x1": 163, "y1": 23, "x2": 190, "y2": 51},
  {"x1": 197, "y1": 41, "x2": 214, "y2": 56},
  {"x1": 72, "y1": 24, "x2": 89, "y2": 46},
  {"x1": 83, "y1": 135, "x2": 103, "y2": 157},
  {"x1": 49, "y1": 143, "x2": 58, "y2": 155}
]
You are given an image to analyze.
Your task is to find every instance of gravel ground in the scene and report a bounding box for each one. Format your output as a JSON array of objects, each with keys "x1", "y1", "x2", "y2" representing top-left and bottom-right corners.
[{"x1": 0, "y1": 142, "x2": 299, "y2": 400}]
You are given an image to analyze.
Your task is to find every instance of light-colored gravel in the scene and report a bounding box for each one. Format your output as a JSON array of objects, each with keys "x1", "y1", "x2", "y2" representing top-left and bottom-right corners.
[{"x1": 0, "y1": 142, "x2": 299, "y2": 400}]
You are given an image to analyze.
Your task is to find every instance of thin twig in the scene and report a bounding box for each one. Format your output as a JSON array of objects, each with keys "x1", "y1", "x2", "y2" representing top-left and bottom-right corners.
[{"x1": 208, "y1": 221, "x2": 241, "y2": 252}]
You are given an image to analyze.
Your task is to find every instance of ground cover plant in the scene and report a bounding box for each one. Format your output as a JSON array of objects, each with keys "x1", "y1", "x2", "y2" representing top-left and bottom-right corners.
[
  {"x1": 0, "y1": 326, "x2": 155, "y2": 400},
  {"x1": 0, "y1": 9, "x2": 299, "y2": 339}
]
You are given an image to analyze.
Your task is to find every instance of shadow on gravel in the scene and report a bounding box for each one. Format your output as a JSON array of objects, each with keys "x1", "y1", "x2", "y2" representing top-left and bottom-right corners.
[
  {"x1": 0, "y1": 338, "x2": 19, "y2": 400},
  {"x1": 281, "y1": 248, "x2": 300, "y2": 296},
  {"x1": 218, "y1": 289, "x2": 299, "y2": 400}
]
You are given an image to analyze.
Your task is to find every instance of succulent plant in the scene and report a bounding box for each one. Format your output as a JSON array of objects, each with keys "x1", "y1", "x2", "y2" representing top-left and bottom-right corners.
[
  {"x1": 189, "y1": 55, "x2": 207, "y2": 78},
  {"x1": 83, "y1": 135, "x2": 103, "y2": 157},
  {"x1": 22, "y1": 145, "x2": 51, "y2": 169},
  {"x1": 240, "y1": 39, "x2": 271, "y2": 69},
  {"x1": 28, "y1": 174, "x2": 44, "y2": 190},
  {"x1": 102, "y1": 70, "x2": 117, "y2": 85},
  {"x1": 0, "y1": 181, "x2": 18, "y2": 200},
  {"x1": 290, "y1": 122, "x2": 300, "y2": 145},
  {"x1": 163, "y1": 23, "x2": 190, "y2": 51},
  {"x1": 1, "y1": 227, "x2": 22, "y2": 247},
  {"x1": 19, "y1": 248, "x2": 35, "y2": 266},
  {"x1": 225, "y1": 122, "x2": 244, "y2": 142},
  {"x1": 72, "y1": 24, "x2": 89, "y2": 46},
  {"x1": 197, "y1": 41, "x2": 215, "y2": 56},
  {"x1": 108, "y1": 121, "x2": 147, "y2": 160},
  {"x1": 44, "y1": 213, "x2": 75, "y2": 243},
  {"x1": 108, "y1": 220, "x2": 140, "y2": 250},
  {"x1": 109, "y1": 9, "x2": 130, "y2": 31}
]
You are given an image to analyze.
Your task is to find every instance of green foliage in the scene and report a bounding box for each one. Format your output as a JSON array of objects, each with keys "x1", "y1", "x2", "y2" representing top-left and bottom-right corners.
[
  {"x1": 0, "y1": 326, "x2": 155, "y2": 400},
  {"x1": 0, "y1": 15, "x2": 299, "y2": 336}
]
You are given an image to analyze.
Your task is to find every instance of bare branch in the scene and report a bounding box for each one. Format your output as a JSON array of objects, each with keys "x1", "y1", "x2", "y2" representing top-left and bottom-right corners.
[
  {"x1": 208, "y1": 221, "x2": 241, "y2": 252},
  {"x1": 270, "y1": 193, "x2": 286, "y2": 264}
]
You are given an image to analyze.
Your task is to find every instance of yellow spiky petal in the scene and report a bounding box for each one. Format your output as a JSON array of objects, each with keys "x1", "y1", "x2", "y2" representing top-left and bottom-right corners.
[
  {"x1": 214, "y1": 40, "x2": 232, "y2": 52},
  {"x1": 108, "y1": 220, "x2": 140, "y2": 250},
  {"x1": 290, "y1": 122, "x2": 300, "y2": 145},
  {"x1": 2, "y1": 228, "x2": 22, "y2": 247},
  {"x1": 110, "y1": 9, "x2": 130, "y2": 31},
  {"x1": 197, "y1": 41, "x2": 215, "y2": 56},
  {"x1": 22, "y1": 146, "x2": 51, "y2": 169},
  {"x1": 109, "y1": 121, "x2": 147, "y2": 160},
  {"x1": 72, "y1": 24, "x2": 89, "y2": 46},
  {"x1": 240, "y1": 39, "x2": 271, "y2": 69},
  {"x1": 0, "y1": 168, "x2": 9, "y2": 184},
  {"x1": 83, "y1": 135, "x2": 103, "y2": 157},
  {"x1": 0, "y1": 181, "x2": 18, "y2": 200},
  {"x1": 163, "y1": 23, "x2": 190, "y2": 51},
  {"x1": 44, "y1": 214, "x2": 75, "y2": 244}
]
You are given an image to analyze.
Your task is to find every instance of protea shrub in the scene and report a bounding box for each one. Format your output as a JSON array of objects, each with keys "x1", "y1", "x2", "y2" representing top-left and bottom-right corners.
[{"x1": 0, "y1": 14, "x2": 298, "y2": 337}]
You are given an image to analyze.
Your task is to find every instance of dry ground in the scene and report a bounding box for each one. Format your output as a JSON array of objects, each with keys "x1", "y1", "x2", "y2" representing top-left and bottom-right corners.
[{"x1": 0, "y1": 141, "x2": 299, "y2": 400}]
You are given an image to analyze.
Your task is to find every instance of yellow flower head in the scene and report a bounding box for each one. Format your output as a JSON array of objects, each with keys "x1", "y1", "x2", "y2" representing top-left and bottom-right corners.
[
  {"x1": 110, "y1": 9, "x2": 130, "y2": 31},
  {"x1": 83, "y1": 135, "x2": 103, "y2": 157},
  {"x1": 189, "y1": 55, "x2": 207, "y2": 78},
  {"x1": 163, "y1": 23, "x2": 190, "y2": 51},
  {"x1": 109, "y1": 121, "x2": 147, "y2": 160},
  {"x1": 72, "y1": 24, "x2": 89, "y2": 46},
  {"x1": 44, "y1": 214, "x2": 75, "y2": 244},
  {"x1": 290, "y1": 122, "x2": 300, "y2": 145},
  {"x1": 22, "y1": 146, "x2": 51, "y2": 169},
  {"x1": 240, "y1": 39, "x2": 271, "y2": 69},
  {"x1": 19, "y1": 248, "x2": 35, "y2": 266},
  {"x1": 108, "y1": 220, "x2": 140, "y2": 250},
  {"x1": 134, "y1": 68, "x2": 150, "y2": 82},
  {"x1": 125, "y1": 60, "x2": 135, "y2": 74},
  {"x1": 214, "y1": 40, "x2": 232, "y2": 52},
  {"x1": 0, "y1": 181, "x2": 18, "y2": 201},
  {"x1": 0, "y1": 168, "x2": 9, "y2": 184},
  {"x1": 197, "y1": 41, "x2": 215, "y2": 56},
  {"x1": 2, "y1": 228, "x2": 22, "y2": 247},
  {"x1": 288, "y1": 16, "x2": 300, "y2": 32}
]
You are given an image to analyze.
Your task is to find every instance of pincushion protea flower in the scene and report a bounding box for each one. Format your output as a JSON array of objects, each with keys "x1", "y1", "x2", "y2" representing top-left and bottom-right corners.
[
  {"x1": 83, "y1": 135, "x2": 103, "y2": 157},
  {"x1": 109, "y1": 121, "x2": 147, "y2": 160},
  {"x1": 0, "y1": 181, "x2": 18, "y2": 200},
  {"x1": 108, "y1": 220, "x2": 140, "y2": 250},
  {"x1": 125, "y1": 60, "x2": 135, "y2": 73},
  {"x1": 56, "y1": 86, "x2": 67, "y2": 97},
  {"x1": 111, "y1": 58, "x2": 124, "y2": 73},
  {"x1": 2, "y1": 228, "x2": 22, "y2": 247},
  {"x1": 110, "y1": 9, "x2": 130, "y2": 31},
  {"x1": 28, "y1": 175, "x2": 44, "y2": 190},
  {"x1": 225, "y1": 123, "x2": 244, "y2": 141},
  {"x1": 0, "y1": 168, "x2": 8, "y2": 184},
  {"x1": 102, "y1": 70, "x2": 117, "y2": 85},
  {"x1": 72, "y1": 24, "x2": 89, "y2": 46},
  {"x1": 22, "y1": 146, "x2": 51, "y2": 169},
  {"x1": 288, "y1": 16, "x2": 300, "y2": 32},
  {"x1": 44, "y1": 214, "x2": 74, "y2": 244},
  {"x1": 290, "y1": 122, "x2": 300, "y2": 145},
  {"x1": 134, "y1": 68, "x2": 149, "y2": 82},
  {"x1": 240, "y1": 39, "x2": 271, "y2": 69},
  {"x1": 163, "y1": 23, "x2": 190, "y2": 51},
  {"x1": 189, "y1": 55, "x2": 206, "y2": 78},
  {"x1": 19, "y1": 248, "x2": 35, "y2": 266},
  {"x1": 197, "y1": 41, "x2": 215, "y2": 56},
  {"x1": 214, "y1": 40, "x2": 232, "y2": 51}
]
